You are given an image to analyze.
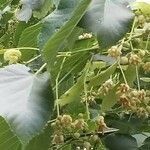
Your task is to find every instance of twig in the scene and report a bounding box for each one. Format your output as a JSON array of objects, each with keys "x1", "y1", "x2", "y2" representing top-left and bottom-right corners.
[
  {"x1": 118, "y1": 62, "x2": 128, "y2": 85},
  {"x1": 136, "y1": 65, "x2": 140, "y2": 91},
  {"x1": 25, "y1": 54, "x2": 41, "y2": 64},
  {"x1": 35, "y1": 63, "x2": 47, "y2": 75}
]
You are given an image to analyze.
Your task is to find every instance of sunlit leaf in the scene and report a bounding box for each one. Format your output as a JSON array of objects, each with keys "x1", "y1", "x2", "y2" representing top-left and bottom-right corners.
[
  {"x1": 80, "y1": 0, "x2": 135, "y2": 47},
  {"x1": 0, "y1": 64, "x2": 54, "y2": 145}
]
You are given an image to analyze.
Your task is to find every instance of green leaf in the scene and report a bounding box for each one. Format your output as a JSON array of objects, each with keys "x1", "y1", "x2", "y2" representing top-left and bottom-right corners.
[
  {"x1": 62, "y1": 100, "x2": 86, "y2": 118},
  {"x1": 124, "y1": 65, "x2": 136, "y2": 87},
  {"x1": 15, "y1": 0, "x2": 45, "y2": 22},
  {"x1": 18, "y1": 23, "x2": 42, "y2": 61},
  {"x1": 0, "y1": 117, "x2": 21, "y2": 150},
  {"x1": 0, "y1": 64, "x2": 54, "y2": 145},
  {"x1": 87, "y1": 63, "x2": 117, "y2": 87},
  {"x1": 132, "y1": 2, "x2": 150, "y2": 15},
  {"x1": 57, "y1": 70, "x2": 86, "y2": 107},
  {"x1": 101, "y1": 85, "x2": 118, "y2": 112},
  {"x1": 15, "y1": 5, "x2": 32, "y2": 23},
  {"x1": 13, "y1": 22, "x2": 28, "y2": 47},
  {"x1": 52, "y1": 0, "x2": 60, "y2": 8},
  {"x1": 42, "y1": 0, "x2": 91, "y2": 71},
  {"x1": 104, "y1": 133, "x2": 138, "y2": 150},
  {"x1": 52, "y1": 52, "x2": 90, "y2": 82},
  {"x1": 38, "y1": 0, "x2": 83, "y2": 48},
  {"x1": 25, "y1": 124, "x2": 52, "y2": 150},
  {"x1": 140, "y1": 77, "x2": 150, "y2": 83},
  {"x1": 0, "y1": 0, "x2": 10, "y2": 9},
  {"x1": 133, "y1": 133, "x2": 150, "y2": 147},
  {"x1": 33, "y1": 0, "x2": 53, "y2": 19},
  {"x1": 139, "y1": 137, "x2": 150, "y2": 150},
  {"x1": 80, "y1": 0, "x2": 134, "y2": 47}
]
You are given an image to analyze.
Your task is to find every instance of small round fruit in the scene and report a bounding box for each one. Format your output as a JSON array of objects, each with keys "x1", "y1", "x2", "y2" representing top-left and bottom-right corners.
[
  {"x1": 4, "y1": 49, "x2": 22, "y2": 64},
  {"x1": 74, "y1": 132, "x2": 80, "y2": 139},
  {"x1": 120, "y1": 56, "x2": 129, "y2": 65}
]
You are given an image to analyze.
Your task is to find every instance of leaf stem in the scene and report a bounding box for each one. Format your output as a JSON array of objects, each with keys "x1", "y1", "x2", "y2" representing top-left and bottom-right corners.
[{"x1": 57, "y1": 46, "x2": 99, "y2": 56}]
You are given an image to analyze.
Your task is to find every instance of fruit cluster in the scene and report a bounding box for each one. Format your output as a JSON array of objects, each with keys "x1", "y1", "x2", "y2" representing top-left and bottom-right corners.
[
  {"x1": 51, "y1": 114, "x2": 108, "y2": 149},
  {"x1": 117, "y1": 84, "x2": 150, "y2": 118}
]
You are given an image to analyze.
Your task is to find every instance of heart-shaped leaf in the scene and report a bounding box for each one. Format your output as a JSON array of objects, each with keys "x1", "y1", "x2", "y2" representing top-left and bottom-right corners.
[
  {"x1": 104, "y1": 133, "x2": 138, "y2": 150},
  {"x1": 38, "y1": 0, "x2": 82, "y2": 48},
  {"x1": 0, "y1": 116, "x2": 22, "y2": 150},
  {"x1": 16, "y1": 0, "x2": 45, "y2": 22},
  {"x1": 0, "y1": 64, "x2": 54, "y2": 145},
  {"x1": 80, "y1": 0, "x2": 135, "y2": 47}
]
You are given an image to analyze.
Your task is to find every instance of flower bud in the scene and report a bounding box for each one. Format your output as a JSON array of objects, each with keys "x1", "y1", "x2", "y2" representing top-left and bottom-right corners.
[{"x1": 4, "y1": 49, "x2": 22, "y2": 64}]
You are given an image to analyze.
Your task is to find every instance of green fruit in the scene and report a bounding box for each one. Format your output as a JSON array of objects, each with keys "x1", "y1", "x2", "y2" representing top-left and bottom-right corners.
[
  {"x1": 91, "y1": 135, "x2": 99, "y2": 142},
  {"x1": 138, "y1": 50, "x2": 146, "y2": 57},
  {"x1": 120, "y1": 56, "x2": 129, "y2": 65},
  {"x1": 84, "y1": 142, "x2": 91, "y2": 150},
  {"x1": 74, "y1": 132, "x2": 80, "y2": 139}
]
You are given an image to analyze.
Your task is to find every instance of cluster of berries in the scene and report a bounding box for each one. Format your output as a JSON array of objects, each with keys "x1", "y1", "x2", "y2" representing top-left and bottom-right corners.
[
  {"x1": 78, "y1": 33, "x2": 93, "y2": 40},
  {"x1": 98, "y1": 79, "x2": 114, "y2": 96},
  {"x1": 51, "y1": 114, "x2": 108, "y2": 149},
  {"x1": 51, "y1": 114, "x2": 88, "y2": 145},
  {"x1": 117, "y1": 84, "x2": 150, "y2": 118}
]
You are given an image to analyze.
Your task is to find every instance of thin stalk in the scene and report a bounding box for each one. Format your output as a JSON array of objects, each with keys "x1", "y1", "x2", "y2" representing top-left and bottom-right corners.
[
  {"x1": 84, "y1": 62, "x2": 92, "y2": 120},
  {"x1": 130, "y1": 41, "x2": 134, "y2": 51},
  {"x1": 25, "y1": 54, "x2": 41, "y2": 64},
  {"x1": 136, "y1": 65, "x2": 140, "y2": 91},
  {"x1": 57, "y1": 46, "x2": 99, "y2": 56},
  {"x1": 145, "y1": 34, "x2": 150, "y2": 50},
  {"x1": 118, "y1": 61, "x2": 128, "y2": 85},
  {"x1": 55, "y1": 57, "x2": 67, "y2": 117},
  {"x1": 35, "y1": 63, "x2": 47, "y2": 75},
  {"x1": 128, "y1": 17, "x2": 136, "y2": 51},
  {"x1": 3, "y1": 47, "x2": 40, "y2": 51},
  {"x1": 129, "y1": 18, "x2": 136, "y2": 41}
]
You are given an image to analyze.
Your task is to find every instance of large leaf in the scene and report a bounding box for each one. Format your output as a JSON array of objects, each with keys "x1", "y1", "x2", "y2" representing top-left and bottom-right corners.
[
  {"x1": 0, "y1": 64, "x2": 54, "y2": 145},
  {"x1": 25, "y1": 124, "x2": 52, "y2": 150},
  {"x1": 80, "y1": 0, "x2": 135, "y2": 47},
  {"x1": 124, "y1": 65, "x2": 136, "y2": 87},
  {"x1": 38, "y1": 0, "x2": 82, "y2": 48},
  {"x1": 42, "y1": 0, "x2": 91, "y2": 71},
  {"x1": 139, "y1": 137, "x2": 150, "y2": 150},
  {"x1": 0, "y1": 117, "x2": 21, "y2": 150},
  {"x1": 104, "y1": 133, "x2": 138, "y2": 150},
  {"x1": 133, "y1": 133, "x2": 150, "y2": 147}
]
